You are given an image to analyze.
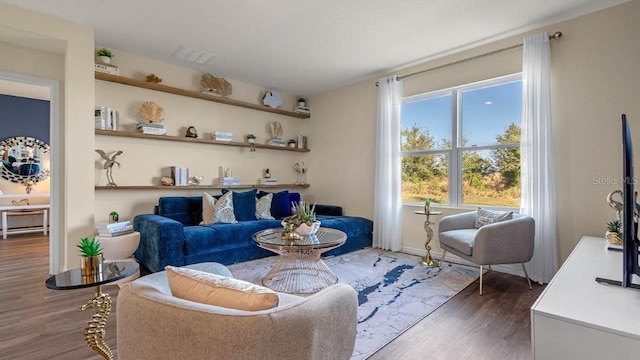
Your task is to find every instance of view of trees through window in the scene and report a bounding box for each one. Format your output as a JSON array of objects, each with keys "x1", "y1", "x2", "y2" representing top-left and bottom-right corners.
[{"x1": 401, "y1": 77, "x2": 522, "y2": 208}]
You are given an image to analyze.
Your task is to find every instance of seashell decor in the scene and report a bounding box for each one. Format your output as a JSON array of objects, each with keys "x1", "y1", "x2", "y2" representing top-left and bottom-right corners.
[
  {"x1": 139, "y1": 101, "x2": 165, "y2": 123},
  {"x1": 200, "y1": 73, "x2": 232, "y2": 97}
]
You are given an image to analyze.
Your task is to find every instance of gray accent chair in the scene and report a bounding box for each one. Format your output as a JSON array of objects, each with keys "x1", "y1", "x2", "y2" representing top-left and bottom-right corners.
[
  {"x1": 438, "y1": 211, "x2": 535, "y2": 295},
  {"x1": 117, "y1": 262, "x2": 358, "y2": 360}
]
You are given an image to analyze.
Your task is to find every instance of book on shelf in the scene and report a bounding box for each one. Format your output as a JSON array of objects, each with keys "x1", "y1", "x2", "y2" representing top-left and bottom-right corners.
[
  {"x1": 211, "y1": 132, "x2": 233, "y2": 141},
  {"x1": 293, "y1": 106, "x2": 310, "y2": 114},
  {"x1": 213, "y1": 131, "x2": 233, "y2": 136},
  {"x1": 214, "y1": 177, "x2": 240, "y2": 185},
  {"x1": 297, "y1": 135, "x2": 308, "y2": 149},
  {"x1": 267, "y1": 139, "x2": 287, "y2": 147},
  {"x1": 97, "y1": 224, "x2": 133, "y2": 235},
  {"x1": 136, "y1": 122, "x2": 164, "y2": 129},
  {"x1": 259, "y1": 178, "x2": 279, "y2": 185},
  {"x1": 98, "y1": 228, "x2": 135, "y2": 237},
  {"x1": 96, "y1": 220, "x2": 131, "y2": 230},
  {"x1": 171, "y1": 166, "x2": 189, "y2": 186},
  {"x1": 95, "y1": 63, "x2": 120, "y2": 75},
  {"x1": 138, "y1": 127, "x2": 167, "y2": 135},
  {"x1": 95, "y1": 107, "x2": 118, "y2": 131}
]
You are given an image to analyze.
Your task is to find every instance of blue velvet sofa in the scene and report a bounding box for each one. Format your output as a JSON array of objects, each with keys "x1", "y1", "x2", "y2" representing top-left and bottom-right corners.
[{"x1": 133, "y1": 191, "x2": 373, "y2": 273}]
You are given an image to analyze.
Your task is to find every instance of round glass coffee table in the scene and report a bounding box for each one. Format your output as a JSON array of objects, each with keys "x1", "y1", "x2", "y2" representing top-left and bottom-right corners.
[{"x1": 253, "y1": 227, "x2": 346, "y2": 295}]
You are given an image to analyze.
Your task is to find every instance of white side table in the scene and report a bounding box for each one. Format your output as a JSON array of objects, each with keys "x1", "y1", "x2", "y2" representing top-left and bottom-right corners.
[{"x1": 96, "y1": 231, "x2": 141, "y2": 286}]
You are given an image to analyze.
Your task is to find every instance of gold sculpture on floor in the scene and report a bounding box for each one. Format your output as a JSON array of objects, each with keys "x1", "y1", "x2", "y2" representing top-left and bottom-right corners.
[{"x1": 78, "y1": 286, "x2": 113, "y2": 360}]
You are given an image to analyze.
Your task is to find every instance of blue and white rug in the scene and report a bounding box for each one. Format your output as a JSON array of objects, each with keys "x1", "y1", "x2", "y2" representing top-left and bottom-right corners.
[{"x1": 228, "y1": 249, "x2": 479, "y2": 360}]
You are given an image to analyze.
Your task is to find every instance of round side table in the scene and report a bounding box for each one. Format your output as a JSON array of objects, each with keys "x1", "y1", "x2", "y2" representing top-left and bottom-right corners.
[{"x1": 414, "y1": 210, "x2": 443, "y2": 266}]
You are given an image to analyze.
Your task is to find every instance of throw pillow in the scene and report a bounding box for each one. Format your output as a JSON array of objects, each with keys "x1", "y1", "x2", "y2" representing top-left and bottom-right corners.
[
  {"x1": 166, "y1": 266, "x2": 279, "y2": 311},
  {"x1": 256, "y1": 193, "x2": 275, "y2": 220},
  {"x1": 222, "y1": 189, "x2": 258, "y2": 221},
  {"x1": 258, "y1": 190, "x2": 292, "y2": 218},
  {"x1": 200, "y1": 191, "x2": 237, "y2": 225},
  {"x1": 475, "y1": 207, "x2": 513, "y2": 229}
]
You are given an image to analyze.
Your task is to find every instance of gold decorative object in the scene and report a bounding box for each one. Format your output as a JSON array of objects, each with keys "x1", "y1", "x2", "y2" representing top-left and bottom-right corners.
[
  {"x1": 269, "y1": 121, "x2": 283, "y2": 139},
  {"x1": 160, "y1": 176, "x2": 174, "y2": 186},
  {"x1": 81, "y1": 255, "x2": 103, "y2": 277},
  {"x1": 79, "y1": 286, "x2": 113, "y2": 360},
  {"x1": 95, "y1": 150, "x2": 123, "y2": 187},
  {"x1": 139, "y1": 101, "x2": 165, "y2": 123},
  {"x1": 145, "y1": 73, "x2": 162, "y2": 83},
  {"x1": 415, "y1": 210, "x2": 443, "y2": 266},
  {"x1": 11, "y1": 199, "x2": 29, "y2": 206},
  {"x1": 200, "y1": 73, "x2": 232, "y2": 97}
]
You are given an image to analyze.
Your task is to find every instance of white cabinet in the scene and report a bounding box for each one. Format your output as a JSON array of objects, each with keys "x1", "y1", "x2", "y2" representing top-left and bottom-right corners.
[{"x1": 531, "y1": 236, "x2": 640, "y2": 359}]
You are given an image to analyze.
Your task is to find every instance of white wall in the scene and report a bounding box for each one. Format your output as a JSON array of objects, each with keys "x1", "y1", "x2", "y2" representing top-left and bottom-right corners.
[{"x1": 309, "y1": 1, "x2": 640, "y2": 263}]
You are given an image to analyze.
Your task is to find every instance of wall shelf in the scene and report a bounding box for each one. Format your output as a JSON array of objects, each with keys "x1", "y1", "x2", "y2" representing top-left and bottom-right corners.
[
  {"x1": 95, "y1": 184, "x2": 310, "y2": 191},
  {"x1": 95, "y1": 129, "x2": 310, "y2": 152},
  {"x1": 95, "y1": 72, "x2": 310, "y2": 119}
]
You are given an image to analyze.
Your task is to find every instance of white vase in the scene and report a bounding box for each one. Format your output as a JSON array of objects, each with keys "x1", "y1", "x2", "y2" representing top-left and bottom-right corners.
[
  {"x1": 99, "y1": 56, "x2": 111, "y2": 64},
  {"x1": 294, "y1": 221, "x2": 321, "y2": 235},
  {"x1": 247, "y1": 138, "x2": 255, "y2": 143}
]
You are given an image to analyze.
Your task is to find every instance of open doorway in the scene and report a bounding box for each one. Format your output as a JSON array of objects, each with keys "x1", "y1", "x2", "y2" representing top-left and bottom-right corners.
[{"x1": 0, "y1": 70, "x2": 60, "y2": 274}]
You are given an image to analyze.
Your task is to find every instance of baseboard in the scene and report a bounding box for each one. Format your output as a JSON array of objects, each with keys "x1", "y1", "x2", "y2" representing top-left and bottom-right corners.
[{"x1": 401, "y1": 246, "x2": 526, "y2": 278}]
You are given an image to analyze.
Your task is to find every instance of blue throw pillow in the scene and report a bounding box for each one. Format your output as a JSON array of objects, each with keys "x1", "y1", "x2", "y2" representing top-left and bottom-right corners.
[
  {"x1": 222, "y1": 189, "x2": 257, "y2": 221},
  {"x1": 258, "y1": 190, "x2": 292, "y2": 219}
]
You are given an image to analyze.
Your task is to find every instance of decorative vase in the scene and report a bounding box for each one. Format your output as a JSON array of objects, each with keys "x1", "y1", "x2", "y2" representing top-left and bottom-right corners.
[
  {"x1": 81, "y1": 254, "x2": 103, "y2": 276},
  {"x1": 109, "y1": 212, "x2": 119, "y2": 223},
  {"x1": 425, "y1": 205, "x2": 431, "y2": 214},
  {"x1": 298, "y1": 101, "x2": 306, "y2": 107},
  {"x1": 99, "y1": 56, "x2": 111, "y2": 64},
  {"x1": 294, "y1": 221, "x2": 321, "y2": 236},
  {"x1": 605, "y1": 231, "x2": 623, "y2": 245},
  {"x1": 289, "y1": 143, "x2": 296, "y2": 148}
]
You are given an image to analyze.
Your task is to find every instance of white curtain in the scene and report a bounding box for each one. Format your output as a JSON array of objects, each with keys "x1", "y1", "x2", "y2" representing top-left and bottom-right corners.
[
  {"x1": 521, "y1": 32, "x2": 558, "y2": 283},
  {"x1": 373, "y1": 75, "x2": 403, "y2": 251}
]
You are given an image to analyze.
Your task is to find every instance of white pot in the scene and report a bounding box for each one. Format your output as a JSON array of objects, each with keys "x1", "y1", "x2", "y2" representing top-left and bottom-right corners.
[
  {"x1": 247, "y1": 138, "x2": 255, "y2": 143},
  {"x1": 298, "y1": 101, "x2": 306, "y2": 107},
  {"x1": 99, "y1": 56, "x2": 111, "y2": 64},
  {"x1": 294, "y1": 221, "x2": 321, "y2": 235},
  {"x1": 289, "y1": 143, "x2": 296, "y2": 148}
]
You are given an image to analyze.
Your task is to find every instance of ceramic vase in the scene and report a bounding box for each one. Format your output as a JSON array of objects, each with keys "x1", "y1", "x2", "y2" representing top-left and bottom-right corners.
[
  {"x1": 294, "y1": 221, "x2": 321, "y2": 236},
  {"x1": 99, "y1": 56, "x2": 111, "y2": 64},
  {"x1": 81, "y1": 254, "x2": 103, "y2": 276}
]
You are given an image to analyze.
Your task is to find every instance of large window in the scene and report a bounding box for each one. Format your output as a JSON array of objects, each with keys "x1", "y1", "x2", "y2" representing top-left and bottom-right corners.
[{"x1": 401, "y1": 75, "x2": 522, "y2": 208}]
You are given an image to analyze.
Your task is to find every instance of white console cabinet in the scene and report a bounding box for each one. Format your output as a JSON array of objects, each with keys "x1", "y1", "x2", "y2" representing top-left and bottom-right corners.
[{"x1": 531, "y1": 236, "x2": 640, "y2": 359}]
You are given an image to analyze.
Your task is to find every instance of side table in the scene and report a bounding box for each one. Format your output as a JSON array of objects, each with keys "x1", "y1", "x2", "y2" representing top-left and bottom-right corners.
[
  {"x1": 45, "y1": 261, "x2": 139, "y2": 360},
  {"x1": 414, "y1": 210, "x2": 443, "y2": 266}
]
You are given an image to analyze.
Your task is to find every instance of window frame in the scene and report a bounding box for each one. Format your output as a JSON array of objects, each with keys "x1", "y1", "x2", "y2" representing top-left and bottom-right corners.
[{"x1": 401, "y1": 73, "x2": 522, "y2": 209}]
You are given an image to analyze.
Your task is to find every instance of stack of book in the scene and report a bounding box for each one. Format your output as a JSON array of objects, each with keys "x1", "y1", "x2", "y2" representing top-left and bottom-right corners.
[
  {"x1": 293, "y1": 105, "x2": 310, "y2": 115},
  {"x1": 95, "y1": 107, "x2": 119, "y2": 130},
  {"x1": 96, "y1": 221, "x2": 134, "y2": 237},
  {"x1": 259, "y1": 178, "x2": 278, "y2": 185},
  {"x1": 215, "y1": 177, "x2": 240, "y2": 186},
  {"x1": 212, "y1": 131, "x2": 233, "y2": 141},
  {"x1": 94, "y1": 63, "x2": 120, "y2": 75},
  {"x1": 137, "y1": 122, "x2": 166, "y2": 135},
  {"x1": 171, "y1": 166, "x2": 189, "y2": 186},
  {"x1": 267, "y1": 138, "x2": 287, "y2": 147},
  {"x1": 297, "y1": 135, "x2": 309, "y2": 149}
]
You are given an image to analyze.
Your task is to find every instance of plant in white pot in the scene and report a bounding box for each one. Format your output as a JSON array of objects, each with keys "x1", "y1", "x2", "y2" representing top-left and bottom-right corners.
[
  {"x1": 246, "y1": 134, "x2": 256, "y2": 143},
  {"x1": 282, "y1": 201, "x2": 320, "y2": 236},
  {"x1": 97, "y1": 48, "x2": 114, "y2": 65},
  {"x1": 287, "y1": 139, "x2": 296, "y2": 148}
]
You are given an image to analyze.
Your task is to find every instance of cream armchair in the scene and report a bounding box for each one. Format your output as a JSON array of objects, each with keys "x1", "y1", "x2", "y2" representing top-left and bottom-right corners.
[
  {"x1": 117, "y1": 263, "x2": 358, "y2": 360},
  {"x1": 438, "y1": 211, "x2": 535, "y2": 295}
]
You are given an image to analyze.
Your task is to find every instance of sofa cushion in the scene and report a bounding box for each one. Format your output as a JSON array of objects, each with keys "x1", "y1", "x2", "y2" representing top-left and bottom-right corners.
[
  {"x1": 201, "y1": 192, "x2": 237, "y2": 225},
  {"x1": 439, "y1": 229, "x2": 477, "y2": 256},
  {"x1": 183, "y1": 219, "x2": 282, "y2": 256},
  {"x1": 166, "y1": 266, "x2": 279, "y2": 311},
  {"x1": 475, "y1": 207, "x2": 513, "y2": 229},
  {"x1": 256, "y1": 193, "x2": 275, "y2": 220},
  {"x1": 258, "y1": 190, "x2": 292, "y2": 219},
  {"x1": 223, "y1": 189, "x2": 257, "y2": 221}
]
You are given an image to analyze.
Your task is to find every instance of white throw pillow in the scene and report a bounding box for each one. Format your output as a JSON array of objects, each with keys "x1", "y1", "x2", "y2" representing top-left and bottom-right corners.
[
  {"x1": 200, "y1": 191, "x2": 237, "y2": 225},
  {"x1": 475, "y1": 207, "x2": 513, "y2": 229},
  {"x1": 256, "y1": 193, "x2": 274, "y2": 219},
  {"x1": 165, "y1": 266, "x2": 279, "y2": 311}
]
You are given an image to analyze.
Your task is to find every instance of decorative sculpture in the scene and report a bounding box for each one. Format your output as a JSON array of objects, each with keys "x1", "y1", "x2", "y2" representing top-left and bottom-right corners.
[
  {"x1": 95, "y1": 150, "x2": 123, "y2": 187},
  {"x1": 139, "y1": 101, "x2": 164, "y2": 123},
  {"x1": 145, "y1": 73, "x2": 162, "y2": 83},
  {"x1": 269, "y1": 121, "x2": 283, "y2": 139},
  {"x1": 200, "y1": 73, "x2": 232, "y2": 97}
]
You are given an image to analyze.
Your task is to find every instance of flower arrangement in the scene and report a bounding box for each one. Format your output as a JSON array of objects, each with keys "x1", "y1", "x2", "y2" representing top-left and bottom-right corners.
[{"x1": 282, "y1": 201, "x2": 320, "y2": 237}]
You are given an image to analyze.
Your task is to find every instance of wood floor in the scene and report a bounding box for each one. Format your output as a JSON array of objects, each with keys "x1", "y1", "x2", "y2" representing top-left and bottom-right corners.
[{"x1": 0, "y1": 234, "x2": 545, "y2": 360}]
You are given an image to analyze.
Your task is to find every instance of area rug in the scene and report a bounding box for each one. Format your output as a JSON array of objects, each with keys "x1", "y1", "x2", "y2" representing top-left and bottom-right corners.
[{"x1": 228, "y1": 249, "x2": 480, "y2": 359}]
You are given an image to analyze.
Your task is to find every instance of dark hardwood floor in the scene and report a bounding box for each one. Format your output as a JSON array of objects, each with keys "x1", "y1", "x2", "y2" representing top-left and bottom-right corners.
[{"x1": 0, "y1": 234, "x2": 544, "y2": 359}]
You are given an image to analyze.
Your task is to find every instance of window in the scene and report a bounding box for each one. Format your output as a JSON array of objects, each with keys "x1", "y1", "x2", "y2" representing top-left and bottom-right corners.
[{"x1": 401, "y1": 74, "x2": 522, "y2": 208}]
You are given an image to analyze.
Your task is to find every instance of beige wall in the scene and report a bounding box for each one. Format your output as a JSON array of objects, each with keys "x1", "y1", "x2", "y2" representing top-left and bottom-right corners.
[
  {"x1": 0, "y1": 3, "x2": 95, "y2": 271},
  {"x1": 94, "y1": 50, "x2": 311, "y2": 222},
  {"x1": 310, "y1": 1, "x2": 640, "y2": 263}
]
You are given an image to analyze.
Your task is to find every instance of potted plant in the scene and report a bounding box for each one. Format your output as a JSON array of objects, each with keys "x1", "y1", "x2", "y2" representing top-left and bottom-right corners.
[
  {"x1": 97, "y1": 48, "x2": 114, "y2": 64},
  {"x1": 287, "y1": 139, "x2": 296, "y2": 148},
  {"x1": 605, "y1": 220, "x2": 623, "y2": 245},
  {"x1": 297, "y1": 97, "x2": 306, "y2": 107},
  {"x1": 424, "y1": 199, "x2": 432, "y2": 213},
  {"x1": 109, "y1": 211, "x2": 119, "y2": 223},
  {"x1": 282, "y1": 201, "x2": 321, "y2": 236},
  {"x1": 77, "y1": 237, "x2": 104, "y2": 276},
  {"x1": 246, "y1": 134, "x2": 256, "y2": 143}
]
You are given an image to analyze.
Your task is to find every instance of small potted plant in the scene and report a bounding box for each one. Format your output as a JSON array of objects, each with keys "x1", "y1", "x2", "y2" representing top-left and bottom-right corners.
[
  {"x1": 109, "y1": 211, "x2": 119, "y2": 223},
  {"x1": 77, "y1": 237, "x2": 104, "y2": 276},
  {"x1": 246, "y1": 134, "x2": 256, "y2": 143},
  {"x1": 97, "y1": 48, "x2": 114, "y2": 65},
  {"x1": 287, "y1": 139, "x2": 296, "y2": 148},
  {"x1": 297, "y1": 97, "x2": 306, "y2": 107},
  {"x1": 605, "y1": 220, "x2": 623, "y2": 245},
  {"x1": 424, "y1": 199, "x2": 432, "y2": 213},
  {"x1": 282, "y1": 201, "x2": 320, "y2": 236}
]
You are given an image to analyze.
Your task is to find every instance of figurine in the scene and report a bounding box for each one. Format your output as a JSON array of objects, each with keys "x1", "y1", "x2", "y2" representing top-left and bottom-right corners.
[{"x1": 95, "y1": 149, "x2": 123, "y2": 187}]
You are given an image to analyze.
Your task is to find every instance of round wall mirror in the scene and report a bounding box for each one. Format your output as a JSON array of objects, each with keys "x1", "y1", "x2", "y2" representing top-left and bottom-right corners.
[{"x1": 0, "y1": 136, "x2": 50, "y2": 183}]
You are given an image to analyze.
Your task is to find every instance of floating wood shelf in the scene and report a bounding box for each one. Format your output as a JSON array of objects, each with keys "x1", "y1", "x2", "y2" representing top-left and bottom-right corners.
[
  {"x1": 95, "y1": 129, "x2": 310, "y2": 152},
  {"x1": 95, "y1": 184, "x2": 310, "y2": 191},
  {"x1": 95, "y1": 72, "x2": 310, "y2": 119}
]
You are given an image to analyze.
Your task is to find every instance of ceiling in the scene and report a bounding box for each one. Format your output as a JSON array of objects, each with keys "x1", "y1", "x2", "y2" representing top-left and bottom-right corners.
[{"x1": 0, "y1": 0, "x2": 628, "y2": 96}]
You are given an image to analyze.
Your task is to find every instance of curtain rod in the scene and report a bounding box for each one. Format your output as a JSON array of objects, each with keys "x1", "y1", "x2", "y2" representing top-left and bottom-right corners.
[{"x1": 376, "y1": 31, "x2": 562, "y2": 86}]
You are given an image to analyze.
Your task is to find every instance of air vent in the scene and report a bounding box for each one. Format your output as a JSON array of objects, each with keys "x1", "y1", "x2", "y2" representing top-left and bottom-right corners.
[{"x1": 172, "y1": 46, "x2": 215, "y2": 64}]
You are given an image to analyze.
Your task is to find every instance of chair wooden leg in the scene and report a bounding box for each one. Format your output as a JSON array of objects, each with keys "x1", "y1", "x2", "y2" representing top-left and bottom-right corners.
[
  {"x1": 521, "y1": 263, "x2": 533, "y2": 290},
  {"x1": 479, "y1": 265, "x2": 483, "y2": 295},
  {"x1": 439, "y1": 250, "x2": 447, "y2": 267}
]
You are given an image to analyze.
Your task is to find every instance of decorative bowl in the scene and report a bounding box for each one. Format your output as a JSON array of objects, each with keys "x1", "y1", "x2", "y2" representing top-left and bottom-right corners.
[{"x1": 282, "y1": 220, "x2": 321, "y2": 236}]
